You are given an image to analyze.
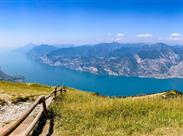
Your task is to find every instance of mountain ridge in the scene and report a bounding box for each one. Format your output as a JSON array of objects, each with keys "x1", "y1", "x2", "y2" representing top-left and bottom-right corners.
[{"x1": 26, "y1": 42, "x2": 183, "y2": 78}]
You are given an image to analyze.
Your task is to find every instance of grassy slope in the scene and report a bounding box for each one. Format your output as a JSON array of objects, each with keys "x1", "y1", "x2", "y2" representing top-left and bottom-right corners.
[
  {"x1": 50, "y1": 88, "x2": 183, "y2": 136},
  {"x1": 0, "y1": 81, "x2": 52, "y2": 103},
  {"x1": 1, "y1": 81, "x2": 183, "y2": 135}
]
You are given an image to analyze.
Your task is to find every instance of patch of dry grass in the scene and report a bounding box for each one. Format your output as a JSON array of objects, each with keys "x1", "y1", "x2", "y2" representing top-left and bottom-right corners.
[
  {"x1": 0, "y1": 81, "x2": 52, "y2": 103},
  {"x1": 50, "y1": 88, "x2": 183, "y2": 136}
]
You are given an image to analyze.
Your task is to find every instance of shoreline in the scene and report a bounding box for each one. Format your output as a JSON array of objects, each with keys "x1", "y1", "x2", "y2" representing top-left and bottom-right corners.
[{"x1": 39, "y1": 60, "x2": 183, "y2": 80}]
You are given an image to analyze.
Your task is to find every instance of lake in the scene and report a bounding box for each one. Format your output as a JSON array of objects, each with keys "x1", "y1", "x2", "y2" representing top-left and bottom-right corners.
[{"x1": 0, "y1": 51, "x2": 183, "y2": 96}]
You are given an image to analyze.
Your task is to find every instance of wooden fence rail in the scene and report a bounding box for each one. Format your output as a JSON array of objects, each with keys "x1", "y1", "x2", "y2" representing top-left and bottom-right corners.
[{"x1": 0, "y1": 86, "x2": 66, "y2": 136}]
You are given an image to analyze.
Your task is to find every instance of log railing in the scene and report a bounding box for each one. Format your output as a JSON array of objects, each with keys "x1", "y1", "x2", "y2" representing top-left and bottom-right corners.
[{"x1": 0, "y1": 86, "x2": 66, "y2": 136}]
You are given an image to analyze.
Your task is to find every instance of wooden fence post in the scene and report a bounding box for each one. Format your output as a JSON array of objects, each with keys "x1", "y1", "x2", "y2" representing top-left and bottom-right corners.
[
  {"x1": 41, "y1": 97, "x2": 48, "y2": 117},
  {"x1": 59, "y1": 87, "x2": 62, "y2": 94},
  {"x1": 54, "y1": 87, "x2": 57, "y2": 97}
]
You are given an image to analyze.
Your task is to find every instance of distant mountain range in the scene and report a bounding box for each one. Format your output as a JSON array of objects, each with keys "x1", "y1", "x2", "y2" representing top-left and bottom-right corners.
[
  {"x1": 0, "y1": 68, "x2": 24, "y2": 82},
  {"x1": 26, "y1": 42, "x2": 183, "y2": 78},
  {"x1": 16, "y1": 43, "x2": 74, "y2": 54}
]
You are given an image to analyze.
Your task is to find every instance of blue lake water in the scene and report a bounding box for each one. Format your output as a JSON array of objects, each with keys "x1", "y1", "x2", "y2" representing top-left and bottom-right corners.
[{"x1": 0, "y1": 51, "x2": 183, "y2": 96}]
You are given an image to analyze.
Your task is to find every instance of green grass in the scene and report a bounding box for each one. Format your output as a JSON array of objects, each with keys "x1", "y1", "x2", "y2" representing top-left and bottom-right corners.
[
  {"x1": 0, "y1": 81, "x2": 52, "y2": 103},
  {"x1": 50, "y1": 88, "x2": 183, "y2": 136},
  {"x1": 1, "y1": 81, "x2": 183, "y2": 135}
]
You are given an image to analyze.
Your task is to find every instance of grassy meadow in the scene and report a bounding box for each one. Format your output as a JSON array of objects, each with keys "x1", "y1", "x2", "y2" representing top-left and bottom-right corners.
[
  {"x1": 50, "y1": 88, "x2": 183, "y2": 136},
  {"x1": 0, "y1": 81, "x2": 52, "y2": 104},
  {"x1": 1, "y1": 81, "x2": 183, "y2": 135}
]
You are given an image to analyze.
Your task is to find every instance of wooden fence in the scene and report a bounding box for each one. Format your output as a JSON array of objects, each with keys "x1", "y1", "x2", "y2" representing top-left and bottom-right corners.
[{"x1": 0, "y1": 87, "x2": 66, "y2": 136}]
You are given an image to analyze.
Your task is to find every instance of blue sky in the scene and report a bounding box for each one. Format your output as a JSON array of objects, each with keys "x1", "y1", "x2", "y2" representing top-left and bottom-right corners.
[{"x1": 0, "y1": 0, "x2": 183, "y2": 48}]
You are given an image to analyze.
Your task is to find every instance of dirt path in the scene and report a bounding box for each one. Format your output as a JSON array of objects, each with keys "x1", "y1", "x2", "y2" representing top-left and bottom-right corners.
[
  {"x1": 0, "y1": 102, "x2": 33, "y2": 127},
  {"x1": 0, "y1": 95, "x2": 55, "y2": 135},
  {"x1": 0, "y1": 103, "x2": 41, "y2": 136}
]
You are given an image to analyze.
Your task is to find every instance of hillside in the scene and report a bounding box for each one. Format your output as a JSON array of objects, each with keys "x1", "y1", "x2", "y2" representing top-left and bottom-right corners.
[
  {"x1": 1, "y1": 82, "x2": 183, "y2": 135},
  {"x1": 50, "y1": 88, "x2": 183, "y2": 136},
  {"x1": 0, "y1": 81, "x2": 51, "y2": 101},
  {"x1": 27, "y1": 42, "x2": 183, "y2": 79}
]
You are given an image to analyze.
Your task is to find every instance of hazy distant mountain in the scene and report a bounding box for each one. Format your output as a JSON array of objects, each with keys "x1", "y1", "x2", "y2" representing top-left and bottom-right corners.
[
  {"x1": 27, "y1": 44, "x2": 58, "y2": 59},
  {"x1": 15, "y1": 43, "x2": 37, "y2": 54},
  {"x1": 16, "y1": 43, "x2": 74, "y2": 54},
  {"x1": 0, "y1": 68, "x2": 24, "y2": 82},
  {"x1": 27, "y1": 42, "x2": 183, "y2": 78},
  {"x1": 53, "y1": 44, "x2": 75, "y2": 48}
]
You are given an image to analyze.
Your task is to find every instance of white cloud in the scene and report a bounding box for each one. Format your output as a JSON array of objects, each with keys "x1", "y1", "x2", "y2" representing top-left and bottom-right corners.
[
  {"x1": 137, "y1": 33, "x2": 152, "y2": 38},
  {"x1": 115, "y1": 33, "x2": 125, "y2": 41},
  {"x1": 169, "y1": 33, "x2": 182, "y2": 40},
  {"x1": 116, "y1": 33, "x2": 125, "y2": 37},
  {"x1": 170, "y1": 33, "x2": 182, "y2": 37}
]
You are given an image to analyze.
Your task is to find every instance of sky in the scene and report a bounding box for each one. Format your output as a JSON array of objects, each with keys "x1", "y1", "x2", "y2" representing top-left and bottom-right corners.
[{"x1": 0, "y1": 0, "x2": 183, "y2": 48}]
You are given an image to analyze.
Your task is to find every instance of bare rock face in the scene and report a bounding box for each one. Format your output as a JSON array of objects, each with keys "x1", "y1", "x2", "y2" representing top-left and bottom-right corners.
[
  {"x1": 27, "y1": 42, "x2": 183, "y2": 79},
  {"x1": 168, "y1": 62, "x2": 183, "y2": 77}
]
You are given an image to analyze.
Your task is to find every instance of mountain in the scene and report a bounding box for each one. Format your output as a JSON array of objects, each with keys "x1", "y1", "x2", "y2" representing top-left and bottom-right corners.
[
  {"x1": 0, "y1": 68, "x2": 24, "y2": 82},
  {"x1": 27, "y1": 44, "x2": 58, "y2": 59},
  {"x1": 16, "y1": 43, "x2": 74, "y2": 54},
  {"x1": 53, "y1": 43, "x2": 75, "y2": 48},
  {"x1": 27, "y1": 42, "x2": 183, "y2": 78},
  {"x1": 15, "y1": 43, "x2": 37, "y2": 54}
]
